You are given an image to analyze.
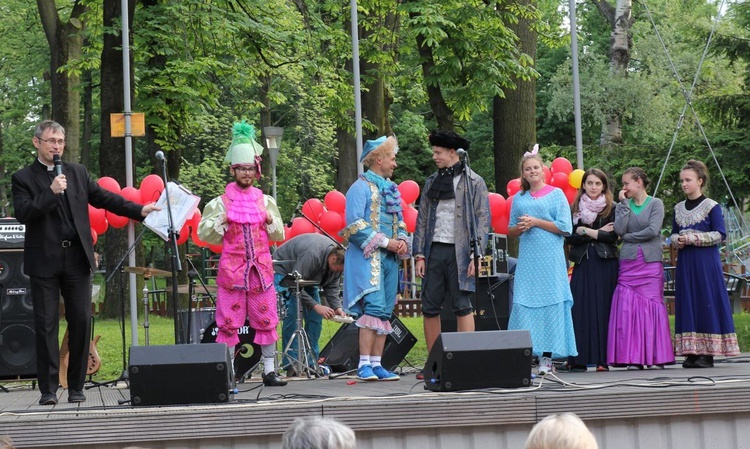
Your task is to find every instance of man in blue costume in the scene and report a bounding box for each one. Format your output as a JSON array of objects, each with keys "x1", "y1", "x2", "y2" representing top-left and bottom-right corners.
[{"x1": 341, "y1": 135, "x2": 410, "y2": 381}]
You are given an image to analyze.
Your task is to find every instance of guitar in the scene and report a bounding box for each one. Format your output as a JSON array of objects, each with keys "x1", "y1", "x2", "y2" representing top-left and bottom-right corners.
[{"x1": 59, "y1": 328, "x2": 102, "y2": 388}]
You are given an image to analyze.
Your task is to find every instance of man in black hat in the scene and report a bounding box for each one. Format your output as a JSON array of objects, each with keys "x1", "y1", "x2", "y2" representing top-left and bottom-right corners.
[{"x1": 413, "y1": 130, "x2": 491, "y2": 367}]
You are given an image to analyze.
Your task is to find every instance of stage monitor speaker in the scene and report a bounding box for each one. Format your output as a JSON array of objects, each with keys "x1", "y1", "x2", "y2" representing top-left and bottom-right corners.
[
  {"x1": 441, "y1": 275, "x2": 511, "y2": 333},
  {"x1": 423, "y1": 330, "x2": 532, "y2": 392},
  {"x1": 0, "y1": 247, "x2": 36, "y2": 380},
  {"x1": 129, "y1": 343, "x2": 232, "y2": 406},
  {"x1": 318, "y1": 314, "x2": 416, "y2": 373}
]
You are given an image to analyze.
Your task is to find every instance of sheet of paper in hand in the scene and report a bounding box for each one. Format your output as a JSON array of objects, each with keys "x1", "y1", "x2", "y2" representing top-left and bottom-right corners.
[{"x1": 143, "y1": 181, "x2": 201, "y2": 241}]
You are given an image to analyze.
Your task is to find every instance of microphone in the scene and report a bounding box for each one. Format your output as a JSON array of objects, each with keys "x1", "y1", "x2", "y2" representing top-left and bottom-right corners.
[
  {"x1": 155, "y1": 150, "x2": 165, "y2": 161},
  {"x1": 456, "y1": 148, "x2": 467, "y2": 160},
  {"x1": 53, "y1": 154, "x2": 64, "y2": 196}
]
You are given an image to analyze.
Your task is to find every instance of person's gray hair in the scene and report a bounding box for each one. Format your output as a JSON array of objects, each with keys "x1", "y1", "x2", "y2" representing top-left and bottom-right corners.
[
  {"x1": 525, "y1": 413, "x2": 598, "y2": 449},
  {"x1": 34, "y1": 120, "x2": 65, "y2": 138},
  {"x1": 282, "y1": 417, "x2": 356, "y2": 449}
]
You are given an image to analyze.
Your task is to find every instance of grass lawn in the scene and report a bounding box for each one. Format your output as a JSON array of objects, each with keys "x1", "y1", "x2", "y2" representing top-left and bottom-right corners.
[{"x1": 67, "y1": 313, "x2": 750, "y2": 382}]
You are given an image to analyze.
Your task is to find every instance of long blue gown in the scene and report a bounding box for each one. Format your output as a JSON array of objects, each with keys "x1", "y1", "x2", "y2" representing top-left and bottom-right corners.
[
  {"x1": 672, "y1": 198, "x2": 739, "y2": 356},
  {"x1": 508, "y1": 186, "x2": 578, "y2": 358}
]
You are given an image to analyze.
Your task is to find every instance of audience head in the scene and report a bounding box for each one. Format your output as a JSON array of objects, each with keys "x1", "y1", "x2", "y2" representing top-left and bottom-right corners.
[
  {"x1": 282, "y1": 417, "x2": 356, "y2": 449},
  {"x1": 525, "y1": 413, "x2": 598, "y2": 449}
]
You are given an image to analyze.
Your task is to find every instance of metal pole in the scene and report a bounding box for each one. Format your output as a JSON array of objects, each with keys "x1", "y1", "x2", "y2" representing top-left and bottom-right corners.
[
  {"x1": 121, "y1": 0, "x2": 139, "y2": 345},
  {"x1": 350, "y1": 0, "x2": 363, "y2": 175},
  {"x1": 569, "y1": 0, "x2": 584, "y2": 169}
]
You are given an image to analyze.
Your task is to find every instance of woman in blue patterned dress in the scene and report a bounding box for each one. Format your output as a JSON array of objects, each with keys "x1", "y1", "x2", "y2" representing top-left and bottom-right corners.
[
  {"x1": 508, "y1": 150, "x2": 577, "y2": 375},
  {"x1": 671, "y1": 159, "x2": 739, "y2": 368}
]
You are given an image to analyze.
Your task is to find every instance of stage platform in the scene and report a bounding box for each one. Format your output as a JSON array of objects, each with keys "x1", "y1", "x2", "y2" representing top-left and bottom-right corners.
[{"x1": 1, "y1": 356, "x2": 750, "y2": 449}]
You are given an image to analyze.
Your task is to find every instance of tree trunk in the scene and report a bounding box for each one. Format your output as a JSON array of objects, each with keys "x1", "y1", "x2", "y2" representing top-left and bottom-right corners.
[
  {"x1": 0, "y1": 122, "x2": 6, "y2": 217},
  {"x1": 493, "y1": 0, "x2": 538, "y2": 256},
  {"x1": 100, "y1": 0, "x2": 136, "y2": 319},
  {"x1": 596, "y1": 0, "x2": 632, "y2": 146},
  {"x1": 81, "y1": 68, "x2": 93, "y2": 168},
  {"x1": 36, "y1": 0, "x2": 85, "y2": 162},
  {"x1": 415, "y1": 33, "x2": 454, "y2": 131}
]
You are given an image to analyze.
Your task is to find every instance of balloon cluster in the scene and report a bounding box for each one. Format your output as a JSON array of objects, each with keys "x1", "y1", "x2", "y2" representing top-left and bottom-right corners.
[
  {"x1": 495, "y1": 157, "x2": 584, "y2": 233},
  {"x1": 88, "y1": 174, "x2": 205, "y2": 251},
  {"x1": 281, "y1": 180, "x2": 422, "y2": 245}
]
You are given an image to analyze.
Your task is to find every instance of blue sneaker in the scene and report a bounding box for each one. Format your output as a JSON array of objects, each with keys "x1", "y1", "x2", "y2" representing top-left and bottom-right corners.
[
  {"x1": 357, "y1": 365, "x2": 378, "y2": 381},
  {"x1": 372, "y1": 365, "x2": 400, "y2": 381}
]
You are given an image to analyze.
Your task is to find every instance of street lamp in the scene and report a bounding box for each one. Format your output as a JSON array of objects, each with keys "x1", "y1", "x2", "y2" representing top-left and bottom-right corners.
[{"x1": 263, "y1": 126, "x2": 284, "y2": 201}]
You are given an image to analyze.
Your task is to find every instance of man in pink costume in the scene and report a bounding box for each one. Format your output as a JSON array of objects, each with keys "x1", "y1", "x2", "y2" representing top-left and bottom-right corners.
[{"x1": 198, "y1": 121, "x2": 286, "y2": 386}]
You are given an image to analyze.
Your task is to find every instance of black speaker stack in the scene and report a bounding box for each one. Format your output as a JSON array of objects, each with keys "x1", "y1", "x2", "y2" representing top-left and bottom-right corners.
[
  {"x1": 318, "y1": 314, "x2": 417, "y2": 372},
  {"x1": 423, "y1": 330, "x2": 532, "y2": 391},
  {"x1": 440, "y1": 274, "x2": 512, "y2": 332},
  {"x1": 129, "y1": 343, "x2": 233, "y2": 406},
  {"x1": 0, "y1": 219, "x2": 36, "y2": 380}
]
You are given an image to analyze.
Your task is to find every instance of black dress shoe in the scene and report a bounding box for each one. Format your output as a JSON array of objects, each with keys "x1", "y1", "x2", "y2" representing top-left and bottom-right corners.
[
  {"x1": 262, "y1": 371, "x2": 288, "y2": 387},
  {"x1": 39, "y1": 393, "x2": 58, "y2": 405},
  {"x1": 682, "y1": 354, "x2": 699, "y2": 368},
  {"x1": 693, "y1": 355, "x2": 714, "y2": 368},
  {"x1": 68, "y1": 390, "x2": 86, "y2": 403}
]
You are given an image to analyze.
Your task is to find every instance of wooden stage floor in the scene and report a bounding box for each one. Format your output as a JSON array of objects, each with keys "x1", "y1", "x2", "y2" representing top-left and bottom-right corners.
[{"x1": 1, "y1": 355, "x2": 750, "y2": 448}]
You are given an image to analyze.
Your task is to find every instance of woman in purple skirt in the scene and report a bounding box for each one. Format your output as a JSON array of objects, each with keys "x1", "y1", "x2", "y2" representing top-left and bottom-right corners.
[
  {"x1": 671, "y1": 160, "x2": 739, "y2": 368},
  {"x1": 607, "y1": 167, "x2": 674, "y2": 369}
]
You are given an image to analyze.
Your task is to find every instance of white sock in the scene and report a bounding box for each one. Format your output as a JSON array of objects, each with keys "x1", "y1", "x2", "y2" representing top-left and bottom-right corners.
[
  {"x1": 371, "y1": 356, "x2": 382, "y2": 368},
  {"x1": 262, "y1": 357, "x2": 275, "y2": 375},
  {"x1": 359, "y1": 355, "x2": 370, "y2": 369}
]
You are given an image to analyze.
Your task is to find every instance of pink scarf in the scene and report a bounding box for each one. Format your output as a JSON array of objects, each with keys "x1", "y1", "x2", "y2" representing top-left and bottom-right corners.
[
  {"x1": 573, "y1": 193, "x2": 606, "y2": 225},
  {"x1": 223, "y1": 182, "x2": 266, "y2": 225}
]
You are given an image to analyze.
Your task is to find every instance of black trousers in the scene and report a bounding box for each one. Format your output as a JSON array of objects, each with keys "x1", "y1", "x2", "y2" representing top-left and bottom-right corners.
[{"x1": 31, "y1": 244, "x2": 92, "y2": 394}]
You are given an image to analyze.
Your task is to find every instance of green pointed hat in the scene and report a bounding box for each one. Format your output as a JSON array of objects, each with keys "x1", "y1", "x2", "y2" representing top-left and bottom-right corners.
[{"x1": 224, "y1": 120, "x2": 265, "y2": 165}]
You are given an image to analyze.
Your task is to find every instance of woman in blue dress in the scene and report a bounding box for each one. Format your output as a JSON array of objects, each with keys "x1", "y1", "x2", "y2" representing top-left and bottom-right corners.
[
  {"x1": 671, "y1": 159, "x2": 739, "y2": 368},
  {"x1": 508, "y1": 149, "x2": 577, "y2": 375}
]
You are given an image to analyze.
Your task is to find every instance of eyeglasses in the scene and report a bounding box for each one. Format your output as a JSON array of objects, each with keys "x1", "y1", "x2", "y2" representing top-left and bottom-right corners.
[
  {"x1": 233, "y1": 165, "x2": 257, "y2": 173},
  {"x1": 37, "y1": 137, "x2": 66, "y2": 146}
]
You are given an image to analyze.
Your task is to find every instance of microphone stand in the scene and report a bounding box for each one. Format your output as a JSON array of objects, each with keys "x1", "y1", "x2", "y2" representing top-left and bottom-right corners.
[
  {"x1": 157, "y1": 157, "x2": 183, "y2": 344},
  {"x1": 87, "y1": 227, "x2": 148, "y2": 389},
  {"x1": 460, "y1": 151, "x2": 483, "y2": 309}
]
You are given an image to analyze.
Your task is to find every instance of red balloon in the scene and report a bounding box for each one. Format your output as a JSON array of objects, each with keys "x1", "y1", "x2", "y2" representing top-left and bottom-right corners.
[
  {"x1": 563, "y1": 184, "x2": 578, "y2": 204},
  {"x1": 543, "y1": 165, "x2": 552, "y2": 184},
  {"x1": 91, "y1": 228, "x2": 98, "y2": 245},
  {"x1": 402, "y1": 206, "x2": 418, "y2": 233},
  {"x1": 550, "y1": 172, "x2": 569, "y2": 189},
  {"x1": 188, "y1": 209, "x2": 202, "y2": 228},
  {"x1": 89, "y1": 205, "x2": 106, "y2": 229},
  {"x1": 324, "y1": 191, "x2": 347, "y2": 214},
  {"x1": 106, "y1": 210, "x2": 129, "y2": 228},
  {"x1": 191, "y1": 225, "x2": 208, "y2": 248},
  {"x1": 208, "y1": 243, "x2": 223, "y2": 254},
  {"x1": 91, "y1": 216, "x2": 109, "y2": 235},
  {"x1": 491, "y1": 215, "x2": 509, "y2": 235},
  {"x1": 290, "y1": 217, "x2": 315, "y2": 236},
  {"x1": 319, "y1": 211, "x2": 343, "y2": 235},
  {"x1": 398, "y1": 180, "x2": 420, "y2": 205},
  {"x1": 506, "y1": 179, "x2": 522, "y2": 197},
  {"x1": 505, "y1": 194, "x2": 515, "y2": 218},
  {"x1": 140, "y1": 174, "x2": 164, "y2": 204},
  {"x1": 488, "y1": 193, "x2": 507, "y2": 220},
  {"x1": 97, "y1": 176, "x2": 121, "y2": 194},
  {"x1": 282, "y1": 225, "x2": 294, "y2": 243},
  {"x1": 121, "y1": 186, "x2": 141, "y2": 204},
  {"x1": 550, "y1": 157, "x2": 573, "y2": 175},
  {"x1": 176, "y1": 222, "x2": 190, "y2": 245},
  {"x1": 302, "y1": 198, "x2": 325, "y2": 222}
]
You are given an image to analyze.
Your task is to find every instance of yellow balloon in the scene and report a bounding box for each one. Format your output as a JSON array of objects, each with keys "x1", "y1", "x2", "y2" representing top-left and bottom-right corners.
[{"x1": 569, "y1": 169, "x2": 585, "y2": 189}]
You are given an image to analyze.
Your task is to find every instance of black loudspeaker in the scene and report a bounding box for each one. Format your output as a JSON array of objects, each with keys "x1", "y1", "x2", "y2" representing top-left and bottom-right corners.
[
  {"x1": 318, "y1": 314, "x2": 417, "y2": 373},
  {"x1": 0, "y1": 221, "x2": 37, "y2": 380},
  {"x1": 441, "y1": 275, "x2": 511, "y2": 332},
  {"x1": 129, "y1": 343, "x2": 232, "y2": 406},
  {"x1": 423, "y1": 330, "x2": 532, "y2": 392}
]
